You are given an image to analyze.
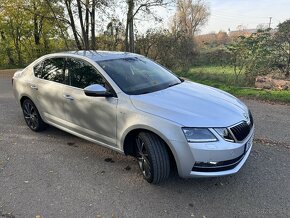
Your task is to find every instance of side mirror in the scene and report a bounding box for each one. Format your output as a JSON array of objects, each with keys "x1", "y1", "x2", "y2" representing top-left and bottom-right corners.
[{"x1": 84, "y1": 84, "x2": 112, "y2": 97}]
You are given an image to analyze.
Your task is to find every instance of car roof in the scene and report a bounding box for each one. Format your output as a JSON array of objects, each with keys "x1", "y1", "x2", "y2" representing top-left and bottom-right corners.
[{"x1": 55, "y1": 50, "x2": 139, "y2": 62}]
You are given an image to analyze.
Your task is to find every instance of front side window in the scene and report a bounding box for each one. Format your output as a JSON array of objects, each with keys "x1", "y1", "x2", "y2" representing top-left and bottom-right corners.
[
  {"x1": 97, "y1": 57, "x2": 181, "y2": 95},
  {"x1": 66, "y1": 58, "x2": 106, "y2": 89},
  {"x1": 41, "y1": 58, "x2": 65, "y2": 83}
]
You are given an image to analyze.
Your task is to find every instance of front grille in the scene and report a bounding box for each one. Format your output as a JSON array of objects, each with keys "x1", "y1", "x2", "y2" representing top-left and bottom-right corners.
[
  {"x1": 230, "y1": 122, "x2": 251, "y2": 141},
  {"x1": 226, "y1": 110, "x2": 253, "y2": 142},
  {"x1": 192, "y1": 154, "x2": 244, "y2": 172}
]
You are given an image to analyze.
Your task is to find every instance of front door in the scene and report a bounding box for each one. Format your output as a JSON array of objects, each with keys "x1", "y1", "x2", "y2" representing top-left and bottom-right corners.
[{"x1": 63, "y1": 58, "x2": 118, "y2": 147}]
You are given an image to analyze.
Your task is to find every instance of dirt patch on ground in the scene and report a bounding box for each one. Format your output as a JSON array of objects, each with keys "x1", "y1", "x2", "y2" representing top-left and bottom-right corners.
[{"x1": 254, "y1": 138, "x2": 290, "y2": 149}]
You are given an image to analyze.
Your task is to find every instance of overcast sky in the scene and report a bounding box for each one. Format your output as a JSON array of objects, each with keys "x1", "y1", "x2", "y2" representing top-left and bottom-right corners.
[
  {"x1": 135, "y1": 0, "x2": 290, "y2": 35},
  {"x1": 203, "y1": 0, "x2": 290, "y2": 33}
]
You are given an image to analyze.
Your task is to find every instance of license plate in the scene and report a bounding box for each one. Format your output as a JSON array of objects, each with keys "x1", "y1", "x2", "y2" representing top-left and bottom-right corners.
[{"x1": 245, "y1": 136, "x2": 253, "y2": 152}]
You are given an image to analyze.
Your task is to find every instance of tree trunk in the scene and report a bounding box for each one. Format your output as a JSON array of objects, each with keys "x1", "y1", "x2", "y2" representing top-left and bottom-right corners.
[
  {"x1": 15, "y1": 27, "x2": 22, "y2": 65},
  {"x1": 0, "y1": 31, "x2": 15, "y2": 65},
  {"x1": 32, "y1": 2, "x2": 41, "y2": 46},
  {"x1": 85, "y1": 0, "x2": 90, "y2": 49},
  {"x1": 43, "y1": 33, "x2": 49, "y2": 51},
  {"x1": 64, "y1": 0, "x2": 82, "y2": 49},
  {"x1": 33, "y1": 15, "x2": 40, "y2": 45},
  {"x1": 129, "y1": 17, "x2": 134, "y2": 52},
  {"x1": 125, "y1": 0, "x2": 134, "y2": 52},
  {"x1": 125, "y1": 20, "x2": 129, "y2": 51},
  {"x1": 91, "y1": 0, "x2": 96, "y2": 50},
  {"x1": 45, "y1": 0, "x2": 69, "y2": 50},
  {"x1": 76, "y1": 0, "x2": 88, "y2": 49},
  {"x1": 286, "y1": 41, "x2": 290, "y2": 77},
  {"x1": 32, "y1": 1, "x2": 44, "y2": 57}
]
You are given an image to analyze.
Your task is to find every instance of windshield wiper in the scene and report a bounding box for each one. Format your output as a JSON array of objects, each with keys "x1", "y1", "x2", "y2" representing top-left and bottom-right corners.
[{"x1": 167, "y1": 82, "x2": 181, "y2": 88}]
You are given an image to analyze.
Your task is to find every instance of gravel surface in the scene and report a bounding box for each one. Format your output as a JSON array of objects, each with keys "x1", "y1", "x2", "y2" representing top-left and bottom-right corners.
[
  {"x1": 1, "y1": 72, "x2": 290, "y2": 218},
  {"x1": 243, "y1": 99, "x2": 290, "y2": 145}
]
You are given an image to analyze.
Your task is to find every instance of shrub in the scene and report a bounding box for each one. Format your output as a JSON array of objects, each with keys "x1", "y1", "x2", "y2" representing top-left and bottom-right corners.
[
  {"x1": 135, "y1": 29, "x2": 197, "y2": 70},
  {"x1": 194, "y1": 47, "x2": 232, "y2": 66}
]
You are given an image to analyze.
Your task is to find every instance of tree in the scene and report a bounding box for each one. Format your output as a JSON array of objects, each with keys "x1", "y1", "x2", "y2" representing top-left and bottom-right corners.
[
  {"x1": 63, "y1": 0, "x2": 82, "y2": 49},
  {"x1": 0, "y1": 0, "x2": 29, "y2": 65},
  {"x1": 124, "y1": 0, "x2": 174, "y2": 52},
  {"x1": 24, "y1": 0, "x2": 68, "y2": 54},
  {"x1": 216, "y1": 31, "x2": 228, "y2": 45},
  {"x1": 273, "y1": 19, "x2": 290, "y2": 76},
  {"x1": 105, "y1": 18, "x2": 125, "y2": 50},
  {"x1": 136, "y1": 28, "x2": 197, "y2": 69},
  {"x1": 170, "y1": 0, "x2": 210, "y2": 37},
  {"x1": 256, "y1": 23, "x2": 268, "y2": 31},
  {"x1": 63, "y1": 0, "x2": 109, "y2": 50},
  {"x1": 0, "y1": 0, "x2": 68, "y2": 66},
  {"x1": 227, "y1": 29, "x2": 274, "y2": 85}
]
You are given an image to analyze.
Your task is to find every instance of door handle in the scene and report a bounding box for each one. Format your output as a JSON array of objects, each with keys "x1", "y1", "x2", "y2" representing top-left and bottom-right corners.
[
  {"x1": 63, "y1": 94, "x2": 74, "y2": 100},
  {"x1": 30, "y1": 84, "x2": 38, "y2": 90}
]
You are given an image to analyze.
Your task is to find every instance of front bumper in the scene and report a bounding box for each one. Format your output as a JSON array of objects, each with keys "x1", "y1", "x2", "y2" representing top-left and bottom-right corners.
[{"x1": 172, "y1": 126, "x2": 254, "y2": 178}]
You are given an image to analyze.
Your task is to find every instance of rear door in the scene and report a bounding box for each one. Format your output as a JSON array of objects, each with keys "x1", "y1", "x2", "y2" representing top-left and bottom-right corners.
[
  {"x1": 32, "y1": 57, "x2": 66, "y2": 125},
  {"x1": 62, "y1": 57, "x2": 118, "y2": 147}
]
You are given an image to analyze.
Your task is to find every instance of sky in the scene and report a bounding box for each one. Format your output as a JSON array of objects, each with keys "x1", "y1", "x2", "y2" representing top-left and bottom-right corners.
[
  {"x1": 134, "y1": 0, "x2": 290, "y2": 35},
  {"x1": 203, "y1": 0, "x2": 290, "y2": 33}
]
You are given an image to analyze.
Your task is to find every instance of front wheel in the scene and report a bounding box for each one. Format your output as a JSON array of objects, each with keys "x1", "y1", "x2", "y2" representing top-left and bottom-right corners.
[
  {"x1": 136, "y1": 132, "x2": 170, "y2": 184},
  {"x1": 22, "y1": 99, "x2": 47, "y2": 132}
]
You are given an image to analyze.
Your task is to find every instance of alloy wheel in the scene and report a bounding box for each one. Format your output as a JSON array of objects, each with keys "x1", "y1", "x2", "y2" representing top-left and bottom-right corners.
[
  {"x1": 23, "y1": 101, "x2": 39, "y2": 130},
  {"x1": 136, "y1": 136, "x2": 152, "y2": 179}
]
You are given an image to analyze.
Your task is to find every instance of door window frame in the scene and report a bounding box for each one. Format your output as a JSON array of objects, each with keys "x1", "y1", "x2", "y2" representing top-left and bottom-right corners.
[
  {"x1": 32, "y1": 55, "x2": 117, "y2": 97},
  {"x1": 64, "y1": 57, "x2": 117, "y2": 97},
  {"x1": 33, "y1": 57, "x2": 67, "y2": 85}
]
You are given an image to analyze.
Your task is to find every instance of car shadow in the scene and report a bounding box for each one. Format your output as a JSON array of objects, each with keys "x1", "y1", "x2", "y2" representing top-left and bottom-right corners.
[{"x1": 38, "y1": 124, "x2": 251, "y2": 187}]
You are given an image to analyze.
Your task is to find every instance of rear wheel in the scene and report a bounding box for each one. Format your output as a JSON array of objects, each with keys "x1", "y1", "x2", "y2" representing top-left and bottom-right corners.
[
  {"x1": 136, "y1": 132, "x2": 170, "y2": 184},
  {"x1": 22, "y1": 99, "x2": 46, "y2": 132}
]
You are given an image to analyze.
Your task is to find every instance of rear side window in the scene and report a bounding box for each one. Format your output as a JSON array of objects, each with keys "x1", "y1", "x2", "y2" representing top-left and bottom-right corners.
[
  {"x1": 41, "y1": 58, "x2": 65, "y2": 83},
  {"x1": 34, "y1": 62, "x2": 43, "y2": 78},
  {"x1": 66, "y1": 58, "x2": 106, "y2": 89}
]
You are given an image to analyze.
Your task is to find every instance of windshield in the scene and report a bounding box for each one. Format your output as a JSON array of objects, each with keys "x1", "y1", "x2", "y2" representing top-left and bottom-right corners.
[{"x1": 97, "y1": 57, "x2": 181, "y2": 95}]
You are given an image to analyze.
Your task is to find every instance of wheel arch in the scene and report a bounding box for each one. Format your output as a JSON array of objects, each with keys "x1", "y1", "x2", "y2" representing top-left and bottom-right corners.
[
  {"x1": 122, "y1": 126, "x2": 177, "y2": 170},
  {"x1": 19, "y1": 95, "x2": 47, "y2": 123},
  {"x1": 20, "y1": 95, "x2": 31, "y2": 106}
]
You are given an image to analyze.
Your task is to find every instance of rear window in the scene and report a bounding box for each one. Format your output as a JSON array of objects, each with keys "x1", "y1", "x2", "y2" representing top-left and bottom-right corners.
[
  {"x1": 33, "y1": 62, "x2": 43, "y2": 78},
  {"x1": 34, "y1": 58, "x2": 65, "y2": 84},
  {"x1": 42, "y1": 58, "x2": 65, "y2": 83}
]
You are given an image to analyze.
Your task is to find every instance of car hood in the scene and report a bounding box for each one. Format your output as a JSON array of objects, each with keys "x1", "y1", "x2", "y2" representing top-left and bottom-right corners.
[{"x1": 130, "y1": 81, "x2": 248, "y2": 127}]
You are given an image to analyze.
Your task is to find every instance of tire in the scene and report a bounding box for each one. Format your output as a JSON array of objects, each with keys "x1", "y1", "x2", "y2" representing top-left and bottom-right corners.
[
  {"x1": 136, "y1": 132, "x2": 170, "y2": 184},
  {"x1": 22, "y1": 99, "x2": 47, "y2": 132}
]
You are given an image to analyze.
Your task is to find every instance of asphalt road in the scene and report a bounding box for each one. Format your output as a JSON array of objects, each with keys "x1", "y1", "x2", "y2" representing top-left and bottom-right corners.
[{"x1": 1, "y1": 72, "x2": 290, "y2": 218}]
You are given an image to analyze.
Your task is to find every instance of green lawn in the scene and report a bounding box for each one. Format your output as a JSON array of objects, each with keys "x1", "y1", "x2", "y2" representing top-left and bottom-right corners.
[
  {"x1": 176, "y1": 65, "x2": 290, "y2": 104},
  {"x1": 188, "y1": 65, "x2": 234, "y2": 75},
  {"x1": 180, "y1": 65, "x2": 247, "y2": 87}
]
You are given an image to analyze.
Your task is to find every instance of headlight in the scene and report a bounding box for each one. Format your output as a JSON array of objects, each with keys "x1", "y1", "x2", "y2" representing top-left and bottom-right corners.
[
  {"x1": 182, "y1": 128, "x2": 218, "y2": 142},
  {"x1": 214, "y1": 128, "x2": 234, "y2": 142}
]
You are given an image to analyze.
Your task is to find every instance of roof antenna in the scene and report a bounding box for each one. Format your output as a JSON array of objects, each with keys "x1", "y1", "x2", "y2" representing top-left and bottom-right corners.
[{"x1": 90, "y1": 50, "x2": 103, "y2": 56}]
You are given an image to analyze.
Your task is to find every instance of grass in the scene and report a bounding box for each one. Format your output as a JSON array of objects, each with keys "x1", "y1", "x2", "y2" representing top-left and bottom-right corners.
[
  {"x1": 0, "y1": 65, "x2": 25, "y2": 70},
  {"x1": 183, "y1": 65, "x2": 247, "y2": 87},
  {"x1": 176, "y1": 65, "x2": 290, "y2": 104},
  {"x1": 189, "y1": 65, "x2": 234, "y2": 75}
]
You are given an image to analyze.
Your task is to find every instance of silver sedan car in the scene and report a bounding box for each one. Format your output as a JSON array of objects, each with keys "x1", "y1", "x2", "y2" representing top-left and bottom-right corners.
[{"x1": 13, "y1": 51, "x2": 254, "y2": 184}]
